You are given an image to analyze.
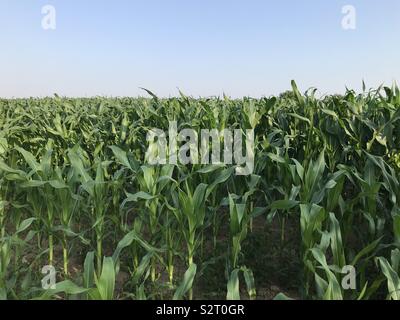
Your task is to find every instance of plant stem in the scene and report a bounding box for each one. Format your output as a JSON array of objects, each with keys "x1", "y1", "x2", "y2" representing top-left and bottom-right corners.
[
  {"x1": 63, "y1": 247, "x2": 68, "y2": 276},
  {"x1": 97, "y1": 235, "x2": 102, "y2": 277},
  {"x1": 168, "y1": 265, "x2": 174, "y2": 285},
  {"x1": 188, "y1": 254, "x2": 193, "y2": 300},
  {"x1": 0, "y1": 211, "x2": 4, "y2": 239},
  {"x1": 250, "y1": 201, "x2": 254, "y2": 233},
  {"x1": 63, "y1": 234, "x2": 68, "y2": 276},
  {"x1": 151, "y1": 257, "x2": 156, "y2": 282},
  {"x1": 49, "y1": 234, "x2": 54, "y2": 266}
]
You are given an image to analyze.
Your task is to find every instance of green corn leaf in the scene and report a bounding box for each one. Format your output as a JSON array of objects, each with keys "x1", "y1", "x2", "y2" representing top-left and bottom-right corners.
[
  {"x1": 226, "y1": 269, "x2": 241, "y2": 300},
  {"x1": 173, "y1": 263, "x2": 197, "y2": 300}
]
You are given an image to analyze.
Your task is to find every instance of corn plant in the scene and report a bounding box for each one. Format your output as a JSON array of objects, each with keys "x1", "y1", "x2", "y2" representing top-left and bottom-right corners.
[
  {"x1": 377, "y1": 249, "x2": 400, "y2": 300},
  {"x1": 0, "y1": 83, "x2": 399, "y2": 300}
]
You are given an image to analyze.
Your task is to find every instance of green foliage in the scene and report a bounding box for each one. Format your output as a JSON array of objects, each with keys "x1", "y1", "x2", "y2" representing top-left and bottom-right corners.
[{"x1": 0, "y1": 82, "x2": 399, "y2": 300}]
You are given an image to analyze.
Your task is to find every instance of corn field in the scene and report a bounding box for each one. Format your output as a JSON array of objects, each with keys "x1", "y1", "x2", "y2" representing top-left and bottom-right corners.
[{"x1": 1, "y1": 82, "x2": 400, "y2": 300}]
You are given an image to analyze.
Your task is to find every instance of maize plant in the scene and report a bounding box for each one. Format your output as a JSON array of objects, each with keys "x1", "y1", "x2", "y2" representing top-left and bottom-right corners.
[{"x1": 0, "y1": 82, "x2": 399, "y2": 300}]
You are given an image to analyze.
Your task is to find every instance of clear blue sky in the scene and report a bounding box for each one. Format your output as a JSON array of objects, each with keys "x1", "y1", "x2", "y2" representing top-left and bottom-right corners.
[{"x1": 0, "y1": 0, "x2": 399, "y2": 98}]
